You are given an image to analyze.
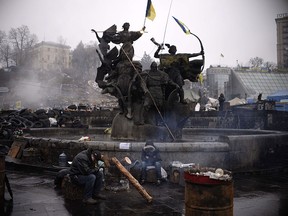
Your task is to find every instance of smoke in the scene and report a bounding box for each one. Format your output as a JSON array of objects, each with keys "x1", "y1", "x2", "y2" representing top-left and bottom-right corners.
[
  {"x1": 4, "y1": 68, "x2": 61, "y2": 109},
  {"x1": 0, "y1": 66, "x2": 118, "y2": 110}
]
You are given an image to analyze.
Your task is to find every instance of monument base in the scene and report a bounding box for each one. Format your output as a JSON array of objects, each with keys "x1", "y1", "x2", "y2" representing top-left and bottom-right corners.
[{"x1": 110, "y1": 113, "x2": 178, "y2": 141}]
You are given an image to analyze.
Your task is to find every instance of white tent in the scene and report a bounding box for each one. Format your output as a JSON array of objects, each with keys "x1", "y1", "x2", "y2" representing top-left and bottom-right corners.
[{"x1": 228, "y1": 97, "x2": 246, "y2": 106}]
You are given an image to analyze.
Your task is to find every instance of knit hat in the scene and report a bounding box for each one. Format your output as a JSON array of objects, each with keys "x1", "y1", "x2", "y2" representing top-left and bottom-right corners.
[
  {"x1": 92, "y1": 150, "x2": 102, "y2": 160},
  {"x1": 145, "y1": 140, "x2": 154, "y2": 146}
]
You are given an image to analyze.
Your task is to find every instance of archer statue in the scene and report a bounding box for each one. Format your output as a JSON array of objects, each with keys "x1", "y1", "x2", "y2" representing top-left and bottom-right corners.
[{"x1": 153, "y1": 41, "x2": 204, "y2": 104}]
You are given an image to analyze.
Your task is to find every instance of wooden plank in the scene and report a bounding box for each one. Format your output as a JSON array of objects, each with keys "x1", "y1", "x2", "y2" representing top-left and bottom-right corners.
[
  {"x1": 111, "y1": 157, "x2": 153, "y2": 203},
  {"x1": 8, "y1": 140, "x2": 27, "y2": 158},
  {"x1": 8, "y1": 146, "x2": 21, "y2": 158}
]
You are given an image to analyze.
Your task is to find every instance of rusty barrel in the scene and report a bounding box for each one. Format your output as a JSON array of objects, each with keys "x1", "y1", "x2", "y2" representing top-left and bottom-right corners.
[
  {"x1": 184, "y1": 169, "x2": 233, "y2": 216},
  {"x1": 0, "y1": 155, "x2": 5, "y2": 205}
]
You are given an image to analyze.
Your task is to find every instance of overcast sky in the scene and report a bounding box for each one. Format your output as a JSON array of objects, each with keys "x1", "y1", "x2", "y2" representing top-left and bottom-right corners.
[{"x1": 0, "y1": 0, "x2": 287, "y2": 69}]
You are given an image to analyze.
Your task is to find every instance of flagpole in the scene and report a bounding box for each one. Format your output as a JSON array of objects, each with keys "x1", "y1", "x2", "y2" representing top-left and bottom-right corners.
[
  {"x1": 144, "y1": 0, "x2": 151, "y2": 28},
  {"x1": 162, "y1": 0, "x2": 173, "y2": 45},
  {"x1": 143, "y1": 12, "x2": 147, "y2": 27},
  {"x1": 144, "y1": 0, "x2": 147, "y2": 26},
  {"x1": 144, "y1": 0, "x2": 156, "y2": 29}
]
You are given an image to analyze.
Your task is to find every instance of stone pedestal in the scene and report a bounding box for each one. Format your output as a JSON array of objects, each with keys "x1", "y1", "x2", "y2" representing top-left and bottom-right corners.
[{"x1": 111, "y1": 113, "x2": 175, "y2": 141}]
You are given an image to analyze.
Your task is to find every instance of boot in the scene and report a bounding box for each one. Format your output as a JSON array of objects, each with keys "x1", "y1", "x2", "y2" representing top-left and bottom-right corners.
[{"x1": 83, "y1": 198, "x2": 98, "y2": 204}]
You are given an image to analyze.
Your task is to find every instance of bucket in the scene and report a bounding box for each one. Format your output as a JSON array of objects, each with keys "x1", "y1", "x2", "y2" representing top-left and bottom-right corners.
[
  {"x1": 0, "y1": 155, "x2": 5, "y2": 205},
  {"x1": 184, "y1": 168, "x2": 233, "y2": 216},
  {"x1": 59, "y1": 152, "x2": 67, "y2": 167}
]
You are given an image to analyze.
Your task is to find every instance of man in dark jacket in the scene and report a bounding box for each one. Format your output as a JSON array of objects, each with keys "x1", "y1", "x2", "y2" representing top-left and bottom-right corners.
[
  {"x1": 140, "y1": 141, "x2": 162, "y2": 185},
  {"x1": 218, "y1": 93, "x2": 226, "y2": 111},
  {"x1": 70, "y1": 148, "x2": 106, "y2": 204}
]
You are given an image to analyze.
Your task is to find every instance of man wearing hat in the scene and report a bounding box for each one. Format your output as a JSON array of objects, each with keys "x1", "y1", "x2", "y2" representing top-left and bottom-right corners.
[
  {"x1": 70, "y1": 148, "x2": 106, "y2": 204},
  {"x1": 140, "y1": 141, "x2": 162, "y2": 185}
]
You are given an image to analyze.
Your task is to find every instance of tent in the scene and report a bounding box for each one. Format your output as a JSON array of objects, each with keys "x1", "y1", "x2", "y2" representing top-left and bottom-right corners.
[
  {"x1": 228, "y1": 97, "x2": 246, "y2": 106},
  {"x1": 267, "y1": 90, "x2": 288, "y2": 102}
]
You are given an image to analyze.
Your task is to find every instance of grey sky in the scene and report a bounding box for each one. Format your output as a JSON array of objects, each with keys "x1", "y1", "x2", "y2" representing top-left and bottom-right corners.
[{"x1": 0, "y1": 0, "x2": 287, "y2": 69}]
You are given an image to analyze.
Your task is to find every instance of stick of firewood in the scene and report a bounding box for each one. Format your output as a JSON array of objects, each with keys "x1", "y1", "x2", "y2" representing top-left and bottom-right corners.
[{"x1": 111, "y1": 157, "x2": 153, "y2": 203}]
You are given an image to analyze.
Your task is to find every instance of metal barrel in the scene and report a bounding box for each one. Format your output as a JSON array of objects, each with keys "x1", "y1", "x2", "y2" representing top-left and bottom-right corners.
[
  {"x1": 0, "y1": 155, "x2": 5, "y2": 205},
  {"x1": 184, "y1": 171, "x2": 234, "y2": 216}
]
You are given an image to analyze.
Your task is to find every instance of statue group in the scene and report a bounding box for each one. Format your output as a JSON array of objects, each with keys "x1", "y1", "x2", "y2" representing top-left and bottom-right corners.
[{"x1": 92, "y1": 23, "x2": 204, "y2": 141}]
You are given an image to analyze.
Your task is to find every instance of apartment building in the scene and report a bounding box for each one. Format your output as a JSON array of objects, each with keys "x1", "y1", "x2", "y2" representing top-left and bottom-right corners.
[
  {"x1": 275, "y1": 13, "x2": 288, "y2": 69},
  {"x1": 29, "y1": 41, "x2": 71, "y2": 71}
]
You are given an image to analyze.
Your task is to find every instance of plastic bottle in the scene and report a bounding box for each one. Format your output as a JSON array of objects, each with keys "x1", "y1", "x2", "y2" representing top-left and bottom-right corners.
[{"x1": 59, "y1": 152, "x2": 67, "y2": 167}]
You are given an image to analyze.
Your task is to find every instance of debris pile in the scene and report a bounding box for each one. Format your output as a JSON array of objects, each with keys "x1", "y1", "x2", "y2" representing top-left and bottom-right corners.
[{"x1": 185, "y1": 166, "x2": 232, "y2": 182}]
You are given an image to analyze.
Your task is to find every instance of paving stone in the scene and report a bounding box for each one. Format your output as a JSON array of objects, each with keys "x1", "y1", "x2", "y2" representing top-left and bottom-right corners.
[{"x1": 2, "y1": 169, "x2": 288, "y2": 216}]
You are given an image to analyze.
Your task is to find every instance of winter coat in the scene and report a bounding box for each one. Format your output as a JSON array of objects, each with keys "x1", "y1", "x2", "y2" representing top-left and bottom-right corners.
[
  {"x1": 70, "y1": 148, "x2": 97, "y2": 175},
  {"x1": 141, "y1": 144, "x2": 162, "y2": 164}
]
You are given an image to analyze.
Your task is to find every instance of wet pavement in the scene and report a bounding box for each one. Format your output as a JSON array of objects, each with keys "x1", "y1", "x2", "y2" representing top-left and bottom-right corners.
[{"x1": 2, "y1": 168, "x2": 288, "y2": 216}]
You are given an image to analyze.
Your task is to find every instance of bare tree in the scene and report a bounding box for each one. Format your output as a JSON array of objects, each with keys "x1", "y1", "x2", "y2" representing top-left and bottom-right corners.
[
  {"x1": 9, "y1": 25, "x2": 38, "y2": 66},
  {"x1": 1, "y1": 44, "x2": 13, "y2": 68},
  {"x1": 0, "y1": 30, "x2": 5, "y2": 44},
  {"x1": 0, "y1": 30, "x2": 13, "y2": 67},
  {"x1": 249, "y1": 57, "x2": 263, "y2": 70},
  {"x1": 263, "y1": 61, "x2": 277, "y2": 72}
]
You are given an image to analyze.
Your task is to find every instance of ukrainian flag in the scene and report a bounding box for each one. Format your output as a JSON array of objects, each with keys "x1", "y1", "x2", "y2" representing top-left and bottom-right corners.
[
  {"x1": 146, "y1": 0, "x2": 156, "y2": 21},
  {"x1": 172, "y1": 16, "x2": 191, "y2": 34}
]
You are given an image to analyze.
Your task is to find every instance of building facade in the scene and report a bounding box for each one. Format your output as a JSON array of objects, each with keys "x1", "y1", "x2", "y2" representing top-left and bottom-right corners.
[
  {"x1": 206, "y1": 66, "x2": 288, "y2": 102},
  {"x1": 206, "y1": 67, "x2": 232, "y2": 99},
  {"x1": 275, "y1": 13, "x2": 288, "y2": 69},
  {"x1": 29, "y1": 41, "x2": 71, "y2": 71}
]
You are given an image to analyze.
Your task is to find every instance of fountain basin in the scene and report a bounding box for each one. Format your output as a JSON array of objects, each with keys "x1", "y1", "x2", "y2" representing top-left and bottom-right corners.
[{"x1": 12, "y1": 128, "x2": 288, "y2": 172}]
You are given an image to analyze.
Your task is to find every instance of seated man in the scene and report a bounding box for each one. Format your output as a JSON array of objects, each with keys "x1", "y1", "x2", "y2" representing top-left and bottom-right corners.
[
  {"x1": 140, "y1": 141, "x2": 162, "y2": 185},
  {"x1": 69, "y1": 148, "x2": 106, "y2": 204}
]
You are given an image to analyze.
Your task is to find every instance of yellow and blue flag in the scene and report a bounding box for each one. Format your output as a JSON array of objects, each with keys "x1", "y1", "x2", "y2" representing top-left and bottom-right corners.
[
  {"x1": 146, "y1": 0, "x2": 156, "y2": 21},
  {"x1": 172, "y1": 16, "x2": 191, "y2": 34}
]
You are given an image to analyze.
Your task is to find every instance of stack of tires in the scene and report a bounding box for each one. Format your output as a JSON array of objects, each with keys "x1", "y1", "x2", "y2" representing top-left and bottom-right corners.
[{"x1": 0, "y1": 108, "x2": 87, "y2": 130}]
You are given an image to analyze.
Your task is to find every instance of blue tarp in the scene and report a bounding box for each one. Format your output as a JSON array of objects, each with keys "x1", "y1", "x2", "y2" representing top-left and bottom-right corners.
[{"x1": 267, "y1": 90, "x2": 288, "y2": 102}]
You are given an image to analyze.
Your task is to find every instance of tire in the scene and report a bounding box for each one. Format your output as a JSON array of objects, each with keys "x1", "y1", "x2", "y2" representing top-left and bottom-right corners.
[{"x1": 33, "y1": 121, "x2": 44, "y2": 128}]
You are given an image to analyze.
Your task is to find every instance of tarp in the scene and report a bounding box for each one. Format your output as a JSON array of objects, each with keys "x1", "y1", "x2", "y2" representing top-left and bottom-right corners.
[
  {"x1": 184, "y1": 89, "x2": 200, "y2": 102},
  {"x1": 228, "y1": 97, "x2": 246, "y2": 106},
  {"x1": 267, "y1": 89, "x2": 288, "y2": 102}
]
